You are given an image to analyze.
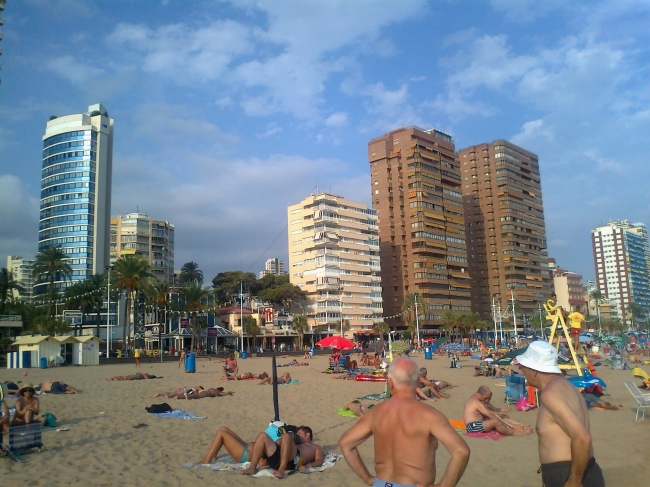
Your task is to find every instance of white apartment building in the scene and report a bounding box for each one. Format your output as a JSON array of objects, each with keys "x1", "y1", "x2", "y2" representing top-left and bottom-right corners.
[
  {"x1": 259, "y1": 258, "x2": 286, "y2": 278},
  {"x1": 110, "y1": 213, "x2": 175, "y2": 283},
  {"x1": 288, "y1": 193, "x2": 383, "y2": 337},
  {"x1": 592, "y1": 220, "x2": 650, "y2": 322},
  {"x1": 6, "y1": 256, "x2": 35, "y2": 303}
]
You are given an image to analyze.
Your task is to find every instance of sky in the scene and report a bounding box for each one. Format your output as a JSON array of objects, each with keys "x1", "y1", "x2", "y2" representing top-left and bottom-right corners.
[{"x1": 1, "y1": 0, "x2": 649, "y2": 283}]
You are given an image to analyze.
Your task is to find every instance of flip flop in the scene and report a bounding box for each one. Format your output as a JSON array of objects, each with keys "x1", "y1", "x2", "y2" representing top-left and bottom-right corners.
[{"x1": 133, "y1": 423, "x2": 149, "y2": 429}]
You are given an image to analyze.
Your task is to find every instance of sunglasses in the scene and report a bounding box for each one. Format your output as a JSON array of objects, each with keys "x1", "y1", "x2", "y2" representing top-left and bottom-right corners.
[{"x1": 480, "y1": 392, "x2": 492, "y2": 400}]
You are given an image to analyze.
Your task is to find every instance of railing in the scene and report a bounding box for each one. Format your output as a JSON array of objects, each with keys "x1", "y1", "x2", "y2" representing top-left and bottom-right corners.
[{"x1": 0, "y1": 315, "x2": 22, "y2": 321}]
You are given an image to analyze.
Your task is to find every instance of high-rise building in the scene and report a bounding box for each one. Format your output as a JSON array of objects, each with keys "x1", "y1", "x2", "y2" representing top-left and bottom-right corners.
[
  {"x1": 548, "y1": 258, "x2": 585, "y2": 311},
  {"x1": 287, "y1": 193, "x2": 382, "y2": 336},
  {"x1": 368, "y1": 126, "x2": 470, "y2": 330},
  {"x1": 259, "y1": 258, "x2": 286, "y2": 278},
  {"x1": 39, "y1": 103, "x2": 113, "y2": 290},
  {"x1": 110, "y1": 212, "x2": 175, "y2": 283},
  {"x1": 458, "y1": 140, "x2": 551, "y2": 322},
  {"x1": 6, "y1": 256, "x2": 35, "y2": 303},
  {"x1": 591, "y1": 220, "x2": 650, "y2": 322}
]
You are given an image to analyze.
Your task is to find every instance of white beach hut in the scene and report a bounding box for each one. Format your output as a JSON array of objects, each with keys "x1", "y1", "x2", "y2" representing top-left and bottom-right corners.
[
  {"x1": 73, "y1": 335, "x2": 101, "y2": 366},
  {"x1": 10, "y1": 335, "x2": 61, "y2": 368}
]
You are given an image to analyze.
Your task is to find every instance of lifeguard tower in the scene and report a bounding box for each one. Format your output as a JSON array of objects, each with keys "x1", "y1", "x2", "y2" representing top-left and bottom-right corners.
[{"x1": 543, "y1": 300, "x2": 594, "y2": 377}]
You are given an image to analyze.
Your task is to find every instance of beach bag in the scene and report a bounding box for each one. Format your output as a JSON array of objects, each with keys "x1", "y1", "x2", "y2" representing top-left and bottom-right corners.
[
  {"x1": 145, "y1": 403, "x2": 172, "y2": 414},
  {"x1": 516, "y1": 397, "x2": 533, "y2": 412},
  {"x1": 42, "y1": 412, "x2": 57, "y2": 427}
]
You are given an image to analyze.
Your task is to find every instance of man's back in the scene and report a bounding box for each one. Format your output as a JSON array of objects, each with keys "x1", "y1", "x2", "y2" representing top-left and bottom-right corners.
[
  {"x1": 368, "y1": 395, "x2": 442, "y2": 485},
  {"x1": 537, "y1": 377, "x2": 592, "y2": 464}
]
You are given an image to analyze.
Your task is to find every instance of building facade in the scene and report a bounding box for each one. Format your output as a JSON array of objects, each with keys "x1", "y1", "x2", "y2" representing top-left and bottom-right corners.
[
  {"x1": 368, "y1": 126, "x2": 470, "y2": 330},
  {"x1": 592, "y1": 220, "x2": 650, "y2": 322},
  {"x1": 110, "y1": 213, "x2": 175, "y2": 283},
  {"x1": 39, "y1": 103, "x2": 113, "y2": 289},
  {"x1": 458, "y1": 140, "x2": 551, "y2": 322},
  {"x1": 6, "y1": 256, "x2": 35, "y2": 303},
  {"x1": 259, "y1": 258, "x2": 286, "y2": 278},
  {"x1": 287, "y1": 193, "x2": 382, "y2": 336},
  {"x1": 549, "y1": 258, "x2": 585, "y2": 311}
]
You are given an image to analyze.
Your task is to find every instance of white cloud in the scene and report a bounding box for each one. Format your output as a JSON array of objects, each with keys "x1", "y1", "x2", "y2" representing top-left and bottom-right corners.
[
  {"x1": 511, "y1": 119, "x2": 554, "y2": 147},
  {"x1": 324, "y1": 112, "x2": 348, "y2": 128},
  {"x1": 489, "y1": 0, "x2": 568, "y2": 22},
  {"x1": 44, "y1": 55, "x2": 104, "y2": 85},
  {"x1": 257, "y1": 122, "x2": 282, "y2": 138}
]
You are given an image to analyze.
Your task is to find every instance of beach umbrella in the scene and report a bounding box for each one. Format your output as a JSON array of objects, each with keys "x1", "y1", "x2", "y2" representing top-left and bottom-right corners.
[
  {"x1": 435, "y1": 336, "x2": 448, "y2": 346},
  {"x1": 391, "y1": 340, "x2": 410, "y2": 355},
  {"x1": 494, "y1": 347, "x2": 529, "y2": 366},
  {"x1": 315, "y1": 336, "x2": 355, "y2": 349}
]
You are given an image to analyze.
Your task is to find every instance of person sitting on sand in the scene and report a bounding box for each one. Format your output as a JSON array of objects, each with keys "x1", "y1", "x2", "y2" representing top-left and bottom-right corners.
[
  {"x1": 259, "y1": 372, "x2": 291, "y2": 385},
  {"x1": 463, "y1": 386, "x2": 532, "y2": 436},
  {"x1": 343, "y1": 400, "x2": 375, "y2": 417},
  {"x1": 193, "y1": 426, "x2": 270, "y2": 468},
  {"x1": 103, "y1": 373, "x2": 160, "y2": 381},
  {"x1": 343, "y1": 355, "x2": 358, "y2": 370},
  {"x1": 303, "y1": 350, "x2": 312, "y2": 359},
  {"x1": 360, "y1": 352, "x2": 370, "y2": 366},
  {"x1": 417, "y1": 367, "x2": 451, "y2": 399},
  {"x1": 39, "y1": 380, "x2": 80, "y2": 394},
  {"x1": 582, "y1": 392, "x2": 620, "y2": 410},
  {"x1": 179, "y1": 387, "x2": 233, "y2": 399},
  {"x1": 223, "y1": 354, "x2": 239, "y2": 379},
  {"x1": 240, "y1": 426, "x2": 324, "y2": 479},
  {"x1": 330, "y1": 349, "x2": 341, "y2": 372},
  {"x1": 12, "y1": 383, "x2": 42, "y2": 426}
]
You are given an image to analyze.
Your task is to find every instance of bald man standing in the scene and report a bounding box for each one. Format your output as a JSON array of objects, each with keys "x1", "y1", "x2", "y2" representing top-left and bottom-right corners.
[{"x1": 338, "y1": 357, "x2": 470, "y2": 487}]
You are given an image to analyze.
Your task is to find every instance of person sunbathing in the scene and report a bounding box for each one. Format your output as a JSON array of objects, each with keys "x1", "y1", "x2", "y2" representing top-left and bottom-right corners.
[
  {"x1": 179, "y1": 387, "x2": 233, "y2": 399},
  {"x1": 103, "y1": 373, "x2": 160, "y2": 381},
  {"x1": 193, "y1": 426, "x2": 269, "y2": 468},
  {"x1": 3, "y1": 381, "x2": 20, "y2": 395},
  {"x1": 277, "y1": 359, "x2": 309, "y2": 367},
  {"x1": 259, "y1": 373, "x2": 291, "y2": 385},
  {"x1": 343, "y1": 400, "x2": 374, "y2": 417},
  {"x1": 463, "y1": 386, "x2": 532, "y2": 436},
  {"x1": 39, "y1": 380, "x2": 80, "y2": 394},
  {"x1": 152, "y1": 386, "x2": 203, "y2": 398},
  {"x1": 12, "y1": 383, "x2": 42, "y2": 426},
  {"x1": 582, "y1": 393, "x2": 621, "y2": 410}
]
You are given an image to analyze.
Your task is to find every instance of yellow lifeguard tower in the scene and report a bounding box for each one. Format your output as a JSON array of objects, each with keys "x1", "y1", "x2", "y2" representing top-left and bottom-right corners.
[{"x1": 543, "y1": 300, "x2": 593, "y2": 377}]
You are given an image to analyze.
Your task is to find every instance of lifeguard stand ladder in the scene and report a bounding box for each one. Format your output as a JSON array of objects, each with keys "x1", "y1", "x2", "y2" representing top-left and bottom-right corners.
[{"x1": 543, "y1": 303, "x2": 593, "y2": 377}]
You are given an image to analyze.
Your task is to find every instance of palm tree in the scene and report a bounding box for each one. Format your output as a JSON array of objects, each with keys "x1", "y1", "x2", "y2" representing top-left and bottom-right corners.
[
  {"x1": 401, "y1": 293, "x2": 428, "y2": 344},
  {"x1": 0, "y1": 267, "x2": 26, "y2": 314},
  {"x1": 440, "y1": 310, "x2": 457, "y2": 340},
  {"x1": 627, "y1": 302, "x2": 645, "y2": 331},
  {"x1": 291, "y1": 314, "x2": 309, "y2": 350},
  {"x1": 114, "y1": 256, "x2": 152, "y2": 348},
  {"x1": 150, "y1": 281, "x2": 172, "y2": 333},
  {"x1": 462, "y1": 313, "x2": 480, "y2": 347},
  {"x1": 589, "y1": 290, "x2": 605, "y2": 336},
  {"x1": 32, "y1": 247, "x2": 73, "y2": 317},
  {"x1": 180, "y1": 280, "x2": 211, "y2": 352},
  {"x1": 373, "y1": 321, "x2": 390, "y2": 354},
  {"x1": 65, "y1": 275, "x2": 105, "y2": 336},
  {"x1": 180, "y1": 261, "x2": 203, "y2": 285},
  {"x1": 243, "y1": 315, "x2": 260, "y2": 352}
]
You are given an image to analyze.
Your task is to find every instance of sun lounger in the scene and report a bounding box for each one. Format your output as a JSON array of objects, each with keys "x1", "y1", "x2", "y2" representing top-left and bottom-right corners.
[
  {"x1": 1, "y1": 422, "x2": 53, "y2": 463},
  {"x1": 624, "y1": 381, "x2": 650, "y2": 422}
]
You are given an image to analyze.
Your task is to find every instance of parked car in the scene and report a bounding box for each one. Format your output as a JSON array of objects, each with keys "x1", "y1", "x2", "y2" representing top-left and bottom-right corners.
[{"x1": 99, "y1": 350, "x2": 119, "y2": 358}]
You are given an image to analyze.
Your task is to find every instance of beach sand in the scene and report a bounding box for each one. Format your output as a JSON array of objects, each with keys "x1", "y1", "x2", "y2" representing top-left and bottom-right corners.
[{"x1": 1, "y1": 353, "x2": 649, "y2": 486}]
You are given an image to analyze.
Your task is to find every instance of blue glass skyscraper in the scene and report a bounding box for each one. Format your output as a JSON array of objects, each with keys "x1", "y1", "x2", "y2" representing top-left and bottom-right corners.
[{"x1": 39, "y1": 103, "x2": 113, "y2": 290}]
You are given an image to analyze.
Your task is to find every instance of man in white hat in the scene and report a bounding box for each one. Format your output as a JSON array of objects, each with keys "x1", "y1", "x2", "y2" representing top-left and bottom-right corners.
[{"x1": 517, "y1": 341, "x2": 605, "y2": 487}]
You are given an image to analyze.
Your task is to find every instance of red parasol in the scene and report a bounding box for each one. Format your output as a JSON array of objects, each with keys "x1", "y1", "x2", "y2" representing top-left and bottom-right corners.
[{"x1": 315, "y1": 336, "x2": 356, "y2": 350}]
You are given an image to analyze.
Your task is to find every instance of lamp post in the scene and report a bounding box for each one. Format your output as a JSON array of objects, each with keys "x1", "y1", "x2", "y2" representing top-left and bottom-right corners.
[
  {"x1": 414, "y1": 293, "x2": 420, "y2": 348},
  {"x1": 239, "y1": 279, "x2": 244, "y2": 353},
  {"x1": 340, "y1": 284, "x2": 344, "y2": 337},
  {"x1": 106, "y1": 265, "x2": 113, "y2": 355}
]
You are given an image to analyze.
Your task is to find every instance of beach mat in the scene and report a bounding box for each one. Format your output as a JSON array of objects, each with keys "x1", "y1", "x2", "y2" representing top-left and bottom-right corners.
[
  {"x1": 188, "y1": 452, "x2": 342, "y2": 477},
  {"x1": 150, "y1": 409, "x2": 206, "y2": 420},
  {"x1": 278, "y1": 380, "x2": 302, "y2": 386},
  {"x1": 337, "y1": 408, "x2": 357, "y2": 417},
  {"x1": 356, "y1": 393, "x2": 385, "y2": 401},
  {"x1": 464, "y1": 431, "x2": 507, "y2": 441}
]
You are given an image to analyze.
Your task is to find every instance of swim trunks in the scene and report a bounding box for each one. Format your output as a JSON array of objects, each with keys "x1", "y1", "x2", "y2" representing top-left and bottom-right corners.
[
  {"x1": 267, "y1": 445, "x2": 301, "y2": 471},
  {"x1": 466, "y1": 421, "x2": 485, "y2": 433},
  {"x1": 372, "y1": 478, "x2": 416, "y2": 487},
  {"x1": 50, "y1": 382, "x2": 68, "y2": 394},
  {"x1": 540, "y1": 457, "x2": 604, "y2": 487}
]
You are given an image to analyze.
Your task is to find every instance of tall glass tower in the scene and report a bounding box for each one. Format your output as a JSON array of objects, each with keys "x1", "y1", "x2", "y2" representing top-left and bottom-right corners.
[{"x1": 39, "y1": 103, "x2": 113, "y2": 289}]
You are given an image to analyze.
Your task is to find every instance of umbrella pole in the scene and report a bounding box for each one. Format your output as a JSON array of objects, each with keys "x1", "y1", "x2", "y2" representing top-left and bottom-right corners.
[{"x1": 272, "y1": 354, "x2": 280, "y2": 421}]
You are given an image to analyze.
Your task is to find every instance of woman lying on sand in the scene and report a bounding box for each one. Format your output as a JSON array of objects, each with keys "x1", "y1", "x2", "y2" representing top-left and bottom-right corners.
[
  {"x1": 226, "y1": 372, "x2": 269, "y2": 381},
  {"x1": 179, "y1": 387, "x2": 233, "y2": 399},
  {"x1": 343, "y1": 400, "x2": 375, "y2": 417},
  {"x1": 258, "y1": 372, "x2": 291, "y2": 385},
  {"x1": 103, "y1": 373, "x2": 160, "y2": 381}
]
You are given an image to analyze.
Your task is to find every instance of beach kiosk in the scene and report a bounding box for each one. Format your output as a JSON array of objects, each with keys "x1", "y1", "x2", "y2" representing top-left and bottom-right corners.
[
  {"x1": 9, "y1": 335, "x2": 61, "y2": 368},
  {"x1": 73, "y1": 335, "x2": 101, "y2": 366}
]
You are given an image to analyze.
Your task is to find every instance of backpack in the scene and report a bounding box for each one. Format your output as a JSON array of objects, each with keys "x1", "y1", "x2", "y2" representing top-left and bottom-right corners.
[
  {"x1": 145, "y1": 403, "x2": 173, "y2": 414},
  {"x1": 42, "y1": 412, "x2": 57, "y2": 427}
]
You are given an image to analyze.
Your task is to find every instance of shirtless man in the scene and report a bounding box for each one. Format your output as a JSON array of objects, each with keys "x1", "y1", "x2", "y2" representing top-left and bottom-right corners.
[
  {"x1": 258, "y1": 372, "x2": 290, "y2": 385},
  {"x1": 178, "y1": 349, "x2": 186, "y2": 368},
  {"x1": 180, "y1": 387, "x2": 233, "y2": 399},
  {"x1": 463, "y1": 386, "x2": 532, "y2": 436},
  {"x1": 228, "y1": 371, "x2": 269, "y2": 381},
  {"x1": 338, "y1": 356, "x2": 470, "y2": 487},
  {"x1": 193, "y1": 426, "x2": 268, "y2": 468},
  {"x1": 343, "y1": 400, "x2": 374, "y2": 417},
  {"x1": 12, "y1": 383, "x2": 41, "y2": 425},
  {"x1": 223, "y1": 355, "x2": 239, "y2": 379},
  {"x1": 418, "y1": 368, "x2": 451, "y2": 399},
  {"x1": 241, "y1": 426, "x2": 324, "y2": 479},
  {"x1": 40, "y1": 380, "x2": 80, "y2": 394},
  {"x1": 518, "y1": 341, "x2": 605, "y2": 487}
]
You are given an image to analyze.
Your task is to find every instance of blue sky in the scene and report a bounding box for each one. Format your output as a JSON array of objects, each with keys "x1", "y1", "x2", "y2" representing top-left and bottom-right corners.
[{"x1": 1, "y1": 0, "x2": 649, "y2": 282}]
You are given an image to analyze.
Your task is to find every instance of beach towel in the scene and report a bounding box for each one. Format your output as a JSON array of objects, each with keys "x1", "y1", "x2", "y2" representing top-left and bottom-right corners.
[
  {"x1": 357, "y1": 393, "x2": 385, "y2": 401},
  {"x1": 188, "y1": 452, "x2": 342, "y2": 477},
  {"x1": 464, "y1": 431, "x2": 507, "y2": 441},
  {"x1": 278, "y1": 380, "x2": 302, "y2": 386},
  {"x1": 448, "y1": 419, "x2": 466, "y2": 433},
  {"x1": 338, "y1": 408, "x2": 358, "y2": 417},
  {"x1": 150, "y1": 409, "x2": 206, "y2": 420}
]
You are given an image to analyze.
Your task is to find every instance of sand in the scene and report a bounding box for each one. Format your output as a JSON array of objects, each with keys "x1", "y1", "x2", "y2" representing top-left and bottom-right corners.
[{"x1": 1, "y1": 353, "x2": 649, "y2": 486}]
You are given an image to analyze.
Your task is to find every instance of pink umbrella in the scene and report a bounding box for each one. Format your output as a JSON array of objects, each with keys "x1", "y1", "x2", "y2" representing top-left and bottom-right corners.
[{"x1": 315, "y1": 336, "x2": 356, "y2": 350}]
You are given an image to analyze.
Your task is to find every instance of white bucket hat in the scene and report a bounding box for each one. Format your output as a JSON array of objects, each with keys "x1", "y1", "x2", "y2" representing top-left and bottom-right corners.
[{"x1": 517, "y1": 341, "x2": 561, "y2": 374}]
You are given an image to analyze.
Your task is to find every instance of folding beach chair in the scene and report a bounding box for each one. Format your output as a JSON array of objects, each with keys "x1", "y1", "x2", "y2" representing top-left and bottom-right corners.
[
  {"x1": 0, "y1": 422, "x2": 53, "y2": 463},
  {"x1": 624, "y1": 381, "x2": 650, "y2": 422},
  {"x1": 504, "y1": 375, "x2": 526, "y2": 405}
]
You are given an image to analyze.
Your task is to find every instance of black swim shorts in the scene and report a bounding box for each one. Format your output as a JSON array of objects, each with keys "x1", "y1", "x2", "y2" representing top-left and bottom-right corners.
[{"x1": 540, "y1": 457, "x2": 605, "y2": 487}]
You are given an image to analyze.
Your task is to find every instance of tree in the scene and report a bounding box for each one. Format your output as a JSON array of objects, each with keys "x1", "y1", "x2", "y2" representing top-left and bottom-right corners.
[
  {"x1": 212, "y1": 271, "x2": 259, "y2": 305},
  {"x1": 242, "y1": 315, "x2": 260, "y2": 352},
  {"x1": 373, "y1": 321, "x2": 390, "y2": 354},
  {"x1": 291, "y1": 314, "x2": 309, "y2": 350},
  {"x1": 32, "y1": 247, "x2": 73, "y2": 317},
  {"x1": 258, "y1": 279, "x2": 306, "y2": 310},
  {"x1": 462, "y1": 313, "x2": 480, "y2": 347},
  {"x1": 65, "y1": 275, "x2": 105, "y2": 336},
  {"x1": 0, "y1": 267, "x2": 26, "y2": 314},
  {"x1": 114, "y1": 256, "x2": 152, "y2": 348},
  {"x1": 627, "y1": 302, "x2": 645, "y2": 331},
  {"x1": 401, "y1": 293, "x2": 428, "y2": 343},
  {"x1": 180, "y1": 261, "x2": 203, "y2": 285},
  {"x1": 180, "y1": 280, "x2": 211, "y2": 352},
  {"x1": 149, "y1": 281, "x2": 172, "y2": 331},
  {"x1": 440, "y1": 310, "x2": 458, "y2": 340},
  {"x1": 589, "y1": 290, "x2": 605, "y2": 335}
]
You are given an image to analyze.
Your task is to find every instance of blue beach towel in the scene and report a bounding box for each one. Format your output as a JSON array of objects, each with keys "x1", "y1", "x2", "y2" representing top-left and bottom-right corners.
[
  {"x1": 150, "y1": 409, "x2": 206, "y2": 420},
  {"x1": 278, "y1": 380, "x2": 302, "y2": 386}
]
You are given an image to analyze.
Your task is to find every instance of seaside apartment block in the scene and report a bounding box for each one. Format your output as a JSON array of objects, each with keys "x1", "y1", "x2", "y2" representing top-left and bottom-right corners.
[
  {"x1": 259, "y1": 258, "x2": 286, "y2": 278},
  {"x1": 6, "y1": 256, "x2": 35, "y2": 303},
  {"x1": 287, "y1": 193, "x2": 382, "y2": 336},
  {"x1": 368, "y1": 127, "x2": 471, "y2": 330},
  {"x1": 458, "y1": 140, "x2": 551, "y2": 321},
  {"x1": 110, "y1": 213, "x2": 175, "y2": 283},
  {"x1": 549, "y1": 258, "x2": 585, "y2": 311},
  {"x1": 592, "y1": 220, "x2": 650, "y2": 322},
  {"x1": 39, "y1": 103, "x2": 113, "y2": 290}
]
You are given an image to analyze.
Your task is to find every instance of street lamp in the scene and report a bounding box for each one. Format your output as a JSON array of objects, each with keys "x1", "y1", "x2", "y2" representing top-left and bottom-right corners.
[
  {"x1": 340, "y1": 284, "x2": 344, "y2": 337},
  {"x1": 239, "y1": 279, "x2": 244, "y2": 353},
  {"x1": 106, "y1": 265, "x2": 114, "y2": 355}
]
